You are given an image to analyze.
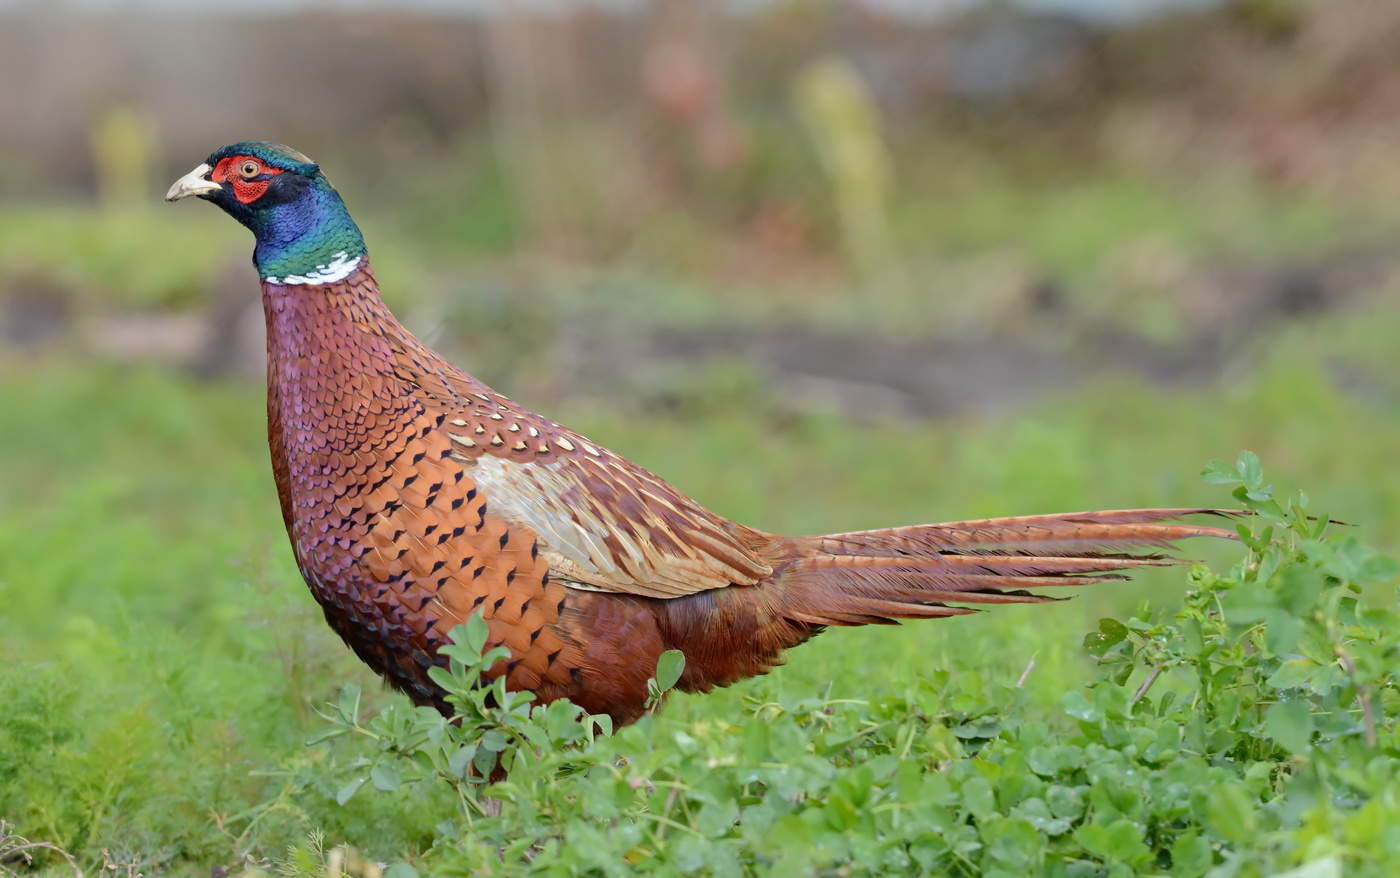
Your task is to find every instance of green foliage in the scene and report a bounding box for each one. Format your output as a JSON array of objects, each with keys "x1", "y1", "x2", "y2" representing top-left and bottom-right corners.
[
  {"x1": 315, "y1": 614, "x2": 616, "y2": 822},
  {"x1": 0, "y1": 206, "x2": 229, "y2": 308},
  {"x1": 295, "y1": 453, "x2": 1397, "y2": 876}
]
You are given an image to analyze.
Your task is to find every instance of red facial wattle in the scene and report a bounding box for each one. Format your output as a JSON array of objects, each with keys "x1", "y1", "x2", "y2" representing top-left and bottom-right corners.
[{"x1": 210, "y1": 155, "x2": 283, "y2": 204}]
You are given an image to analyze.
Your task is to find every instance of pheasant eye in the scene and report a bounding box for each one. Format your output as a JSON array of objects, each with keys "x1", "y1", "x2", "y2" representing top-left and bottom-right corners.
[{"x1": 239, "y1": 160, "x2": 261, "y2": 179}]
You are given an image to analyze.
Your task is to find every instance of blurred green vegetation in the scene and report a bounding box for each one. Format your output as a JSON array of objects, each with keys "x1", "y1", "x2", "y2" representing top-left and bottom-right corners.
[{"x1": 3, "y1": 145, "x2": 1384, "y2": 346}]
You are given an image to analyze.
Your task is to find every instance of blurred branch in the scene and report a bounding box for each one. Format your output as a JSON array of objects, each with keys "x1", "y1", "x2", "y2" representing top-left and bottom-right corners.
[
  {"x1": 793, "y1": 58, "x2": 901, "y2": 292},
  {"x1": 90, "y1": 106, "x2": 156, "y2": 212}
]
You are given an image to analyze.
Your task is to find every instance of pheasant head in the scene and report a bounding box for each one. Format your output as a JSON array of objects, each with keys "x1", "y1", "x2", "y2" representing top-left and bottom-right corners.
[{"x1": 166, "y1": 141, "x2": 366, "y2": 285}]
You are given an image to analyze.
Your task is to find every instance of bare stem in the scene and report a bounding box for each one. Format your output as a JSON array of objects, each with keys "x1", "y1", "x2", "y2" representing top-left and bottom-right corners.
[
  {"x1": 1015, "y1": 654, "x2": 1037, "y2": 688},
  {"x1": 1131, "y1": 665, "x2": 1166, "y2": 706},
  {"x1": 1336, "y1": 649, "x2": 1378, "y2": 748},
  {"x1": 0, "y1": 819, "x2": 82, "y2": 878}
]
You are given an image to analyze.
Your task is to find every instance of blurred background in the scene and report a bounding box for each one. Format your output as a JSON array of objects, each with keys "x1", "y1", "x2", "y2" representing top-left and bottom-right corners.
[
  {"x1": 4, "y1": 0, "x2": 1399, "y2": 416},
  {"x1": 3, "y1": 0, "x2": 1400, "y2": 867}
]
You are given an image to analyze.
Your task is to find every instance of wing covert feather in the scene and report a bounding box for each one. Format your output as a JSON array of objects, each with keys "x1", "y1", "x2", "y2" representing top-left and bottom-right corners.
[{"x1": 408, "y1": 365, "x2": 773, "y2": 599}]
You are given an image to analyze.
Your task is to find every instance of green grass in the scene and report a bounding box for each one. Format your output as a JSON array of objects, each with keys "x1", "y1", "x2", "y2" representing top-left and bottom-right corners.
[{"x1": 1, "y1": 305, "x2": 1398, "y2": 873}]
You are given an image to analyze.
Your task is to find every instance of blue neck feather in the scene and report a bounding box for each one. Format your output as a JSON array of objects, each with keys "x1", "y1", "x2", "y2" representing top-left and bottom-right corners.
[{"x1": 249, "y1": 177, "x2": 366, "y2": 282}]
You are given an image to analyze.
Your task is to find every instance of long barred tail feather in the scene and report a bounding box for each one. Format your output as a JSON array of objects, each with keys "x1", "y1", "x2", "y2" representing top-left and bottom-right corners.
[{"x1": 772, "y1": 508, "x2": 1238, "y2": 627}]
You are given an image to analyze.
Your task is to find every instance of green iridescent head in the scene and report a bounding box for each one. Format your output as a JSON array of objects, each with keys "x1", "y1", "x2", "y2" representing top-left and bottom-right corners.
[{"x1": 166, "y1": 141, "x2": 366, "y2": 284}]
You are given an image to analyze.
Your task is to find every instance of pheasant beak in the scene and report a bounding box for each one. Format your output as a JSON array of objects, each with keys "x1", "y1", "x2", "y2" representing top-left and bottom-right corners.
[{"x1": 165, "y1": 163, "x2": 223, "y2": 202}]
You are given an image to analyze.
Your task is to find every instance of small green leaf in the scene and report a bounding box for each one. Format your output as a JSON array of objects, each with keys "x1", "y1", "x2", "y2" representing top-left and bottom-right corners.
[
  {"x1": 460, "y1": 612, "x2": 490, "y2": 657},
  {"x1": 1181, "y1": 615, "x2": 1204, "y2": 655},
  {"x1": 1012, "y1": 798, "x2": 1072, "y2": 835},
  {"x1": 1171, "y1": 833, "x2": 1212, "y2": 876},
  {"x1": 1267, "y1": 659, "x2": 1318, "y2": 690},
  {"x1": 981, "y1": 816, "x2": 1044, "y2": 865},
  {"x1": 448, "y1": 745, "x2": 475, "y2": 779},
  {"x1": 953, "y1": 718, "x2": 1000, "y2": 739},
  {"x1": 426, "y1": 666, "x2": 456, "y2": 692},
  {"x1": 1062, "y1": 691, "x2": 1100, "y2": 723},
  {"x1": 695, "y1": 800, "x2": 739, "y2": 836},
  {"x1": 1236, "y1": 450, "x2": 1263, "y2": 491},
  {"x1": 1083, "y1": 618, "x2": 1129, "y2": 657},
  {"x1": 960, "y1": 776, "x2": 996, "y2": 821},
  {"x1": 1075, "y1": 819, "x2": 1148, "y2": 863},
  {"x1": 1273, "y1": 857, "x2": 1343, "y2": 878},
  {"x1": 305, "y1": 726, "x2": 349, "y2": 745},
  {"x1": 472, "y1": 745, "x2": 497, "y2": 778},
  {"x1": 1206, "y1": 782, "x2": 1256, "y2": 843},
  {"x1": 1264, "y1": 700, "x2": 1313, "y2": 754},
  {"x1": 654, "y1": 649, "x2": 685, "y2": 693},
  {"x1": 335, "y1": 775, "x2": 366, "y2": 805},
  {"x1": 1046, "y1": 784, "x2": 1084, "y2": 820},
  {"x1": 383, "y1": 865, "x2": 420, "y2": 878},
  {"x1": 337, "y1": 684, "x2": 361, "y2": 722},
  {"x1": 1201, "y1": 459, "x2": 1239, "y2": 485},
  {"x1": 371, "y1": 762, "x2": 401, "y2": 792},
  {"x1": 1264, "y1": 613, "x2": 1302, "y2": 656}
]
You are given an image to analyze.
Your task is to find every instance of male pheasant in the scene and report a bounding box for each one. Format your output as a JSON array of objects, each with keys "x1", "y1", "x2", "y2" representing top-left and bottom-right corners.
[{"x1": 167, "y1": 142, "x2": 1231, "y2": 727}]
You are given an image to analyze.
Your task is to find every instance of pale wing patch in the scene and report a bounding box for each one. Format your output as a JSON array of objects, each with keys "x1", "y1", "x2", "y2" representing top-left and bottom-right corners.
[{"x1": 467, "y1": 453, "x2": 770, "y2": 599}]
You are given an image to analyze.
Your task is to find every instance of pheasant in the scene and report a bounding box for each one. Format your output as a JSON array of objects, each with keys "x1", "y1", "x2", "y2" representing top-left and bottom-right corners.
[{"x1": 167, "y1": 142, "x2": 1232, "y2": 727}]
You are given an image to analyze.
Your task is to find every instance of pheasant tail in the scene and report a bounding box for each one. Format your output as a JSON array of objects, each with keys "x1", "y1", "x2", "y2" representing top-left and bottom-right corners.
[
  {"x1": 772, "y1": 507, "x2": 1232, "y2": 626},
  {"x1": 662, "y1": 509, "x2": 1233, "y2": 694}
]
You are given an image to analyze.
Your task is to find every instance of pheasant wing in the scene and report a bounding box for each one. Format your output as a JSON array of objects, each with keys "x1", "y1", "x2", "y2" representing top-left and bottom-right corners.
[{"x1": 416, "y1": 378, "x2": 771, "y2": 599}]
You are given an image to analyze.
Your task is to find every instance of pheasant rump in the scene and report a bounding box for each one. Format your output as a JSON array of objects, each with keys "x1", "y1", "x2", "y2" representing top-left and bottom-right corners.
[{"x1": 167, "y1": 142, "x2": 1231, "y2": 727}]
